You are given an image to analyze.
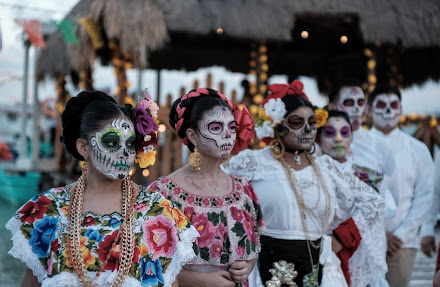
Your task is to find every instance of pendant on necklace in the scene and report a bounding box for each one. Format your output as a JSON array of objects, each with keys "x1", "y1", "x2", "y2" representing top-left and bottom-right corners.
[{"x1": 293, "y1": 151, "x2": 301, "y2": 165}]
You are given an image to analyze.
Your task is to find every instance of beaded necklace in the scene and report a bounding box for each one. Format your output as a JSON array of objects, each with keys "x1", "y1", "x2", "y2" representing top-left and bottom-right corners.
[
  {"x1": 279, "y1": 152, "x2": 332, "y2": 286},
  {"x1": 66, "y1": 165, "x2": 136, "y2": 287}
]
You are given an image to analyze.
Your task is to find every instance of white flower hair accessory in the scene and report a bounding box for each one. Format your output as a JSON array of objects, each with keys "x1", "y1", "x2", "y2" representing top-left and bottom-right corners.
[
  {"x1": 254, "y1": 80, "x2": 310, "y2": 144},
  {"x1": 254, "y1": 99, "x2": 286, "y2": 139}
]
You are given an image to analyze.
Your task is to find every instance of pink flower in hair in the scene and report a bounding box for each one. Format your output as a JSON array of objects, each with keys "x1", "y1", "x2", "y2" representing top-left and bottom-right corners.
[
  {"x1": 149, "y1": 101, "x2": 159, "y2": 118},
  {"x1": 138, "y1": 100, "x2": 150, "y2": 109}
]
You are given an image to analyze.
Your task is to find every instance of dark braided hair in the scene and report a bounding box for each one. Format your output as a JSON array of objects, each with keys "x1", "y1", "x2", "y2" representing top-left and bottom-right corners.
[
  {"x1": 61, "y1": 91, "x2": 130, "y2": 161},
  {"x1": 169, "y1": 88, "x2": 231, "y2": 152}
]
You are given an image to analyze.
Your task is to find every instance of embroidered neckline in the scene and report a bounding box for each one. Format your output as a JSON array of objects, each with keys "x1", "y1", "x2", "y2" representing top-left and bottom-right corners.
[
  {"x1": 160, "y1": 175, "x2": 244, "y2": 207},
  {"x1": 63, "y1": 185, "x2": 145, "y2": 218}
]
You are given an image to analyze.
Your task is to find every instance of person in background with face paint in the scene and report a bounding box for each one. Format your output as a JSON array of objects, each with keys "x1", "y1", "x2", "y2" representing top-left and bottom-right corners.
[
  {"x1": 328, "y1": 80, "x2": 399, "y2": 287},
  {"x1": 224, "y1": 80, "x2": 385, "y2": 287},
  {"x1": 148, "y1": 88, "x2": 265, "y2": 287},
  {"x1": 7, "y1": 91, "x2": 199, "y2": 287},
  {"x1": 328, "y1": 80, "x2": 395, "y2": 209},
  {"x1": 317, "y1": 110, "x2": 391, "y2": 287},
  {"x1": 368, "y1": 84, "x2": 435, "y2": 287}
]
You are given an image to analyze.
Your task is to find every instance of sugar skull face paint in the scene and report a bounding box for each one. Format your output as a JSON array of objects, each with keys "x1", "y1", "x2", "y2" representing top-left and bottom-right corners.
[
  {"x1": 197, "y1": 105, "x2": 237, "y2": 159},
  {"x1": 90, "y1": 118, "x2": 136, "y2": 180},
  {"x1": 336, "y1": 87, "x2": 366, "y2": 130},
  {"x1": 282, "y1": 107, "x2": 317, "y2": 150},
  {"x1": 320, "y1": 117, "x2": 353, "y2": 160},
  {"x1": 372, "y1": 93, "x2": 401, "y2": 130}
]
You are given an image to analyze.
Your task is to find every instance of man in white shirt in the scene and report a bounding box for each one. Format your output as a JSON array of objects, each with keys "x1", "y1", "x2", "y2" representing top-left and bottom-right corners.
[
  {"x1": 420, "y1": 151, "x2": 440, "y2": 259},
  {"x1": 368, "y1": 84, "x2": 435, "y2": 287}
]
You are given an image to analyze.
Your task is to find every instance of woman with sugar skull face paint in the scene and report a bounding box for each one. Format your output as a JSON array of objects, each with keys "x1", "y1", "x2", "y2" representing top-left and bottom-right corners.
[
  {"x1": 7, "y1": 91, "x2": 199, "y2": 287},
  {"x1": 148, "y1": 88, "x2": 265, "y2": 287},
  {"x1": 316, "y1": 110, "x2": 391, "y2": 287},
  {"x1": 224, "y1": 80, "x2": 385, "y2": 287}
]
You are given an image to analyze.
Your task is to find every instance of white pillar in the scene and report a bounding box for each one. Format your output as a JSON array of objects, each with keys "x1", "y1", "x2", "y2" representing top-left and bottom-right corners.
[
  {"x1": 16, "y1": 40, "x2": 31, "y2": 170},
  {"x1": 31, "y1": 48, "x2": 41, "y2": 168}
]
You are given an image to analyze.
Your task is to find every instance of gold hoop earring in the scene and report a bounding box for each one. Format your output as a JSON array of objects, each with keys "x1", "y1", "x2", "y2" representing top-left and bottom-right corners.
[
  {"x1": 222, "y1": 155, "x2": 231, "y2": 168},
  {"x1": 308, "y1": 143, "x2": 316, "y2": 155},
  {"x1": 269, "y1": 138, "x2": 285, "y2": 159},
  {"x1": 188, "y1": 147, "x2": 202, "y2": 172}
]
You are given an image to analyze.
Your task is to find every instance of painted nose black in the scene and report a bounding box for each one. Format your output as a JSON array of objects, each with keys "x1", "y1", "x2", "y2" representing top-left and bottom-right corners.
[
  {"x1": 123, "y1": 149, "x2": 128, "y2": 157},
  {"x1": 304, "y1": 124, "x2": 311, "y2": 133},
  {"x1": 386, "y1": 107, "x2": 391, "y2": 113}
]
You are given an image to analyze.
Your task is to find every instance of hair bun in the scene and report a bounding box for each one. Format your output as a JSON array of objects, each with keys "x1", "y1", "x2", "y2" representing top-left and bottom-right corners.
[{"x1": 61, "y1": 91, "x2": 116, "y2": 160}]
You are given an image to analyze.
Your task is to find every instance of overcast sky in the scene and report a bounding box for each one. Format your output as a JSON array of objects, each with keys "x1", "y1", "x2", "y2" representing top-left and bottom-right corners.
[{"x1": 0, "y1": 0, "x2": 439, "y2": 116}]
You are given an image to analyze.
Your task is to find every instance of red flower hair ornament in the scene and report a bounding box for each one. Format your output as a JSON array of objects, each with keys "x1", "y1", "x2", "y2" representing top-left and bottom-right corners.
[{"x1": 174, "y1": 88, "x2": 254, "y2": 154}]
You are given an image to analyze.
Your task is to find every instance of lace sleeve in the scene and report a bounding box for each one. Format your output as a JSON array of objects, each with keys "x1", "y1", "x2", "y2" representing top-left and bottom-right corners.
[
  {"x1": 223, "y1": 148, "x2": 283, "y2": 181},
  {"x1": 321, "y1": 156, "x2": 387, "y2": 286},
  {"x1": 5, "y1": 188, "x2": 62, "y2": 283}
]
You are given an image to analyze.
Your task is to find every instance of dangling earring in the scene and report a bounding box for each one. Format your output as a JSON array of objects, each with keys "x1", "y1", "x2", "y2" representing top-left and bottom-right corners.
[
  {"x1": 293, "y1": 150, "x2": 302, "y2": 165},
  {"x1": 222, "y1": 155, "x2": 231, "y2": 168},
  {"x1": 269, "y1": 138, "x2": 285, "y2": 159},
  {"x1": 188, "y1": 147, "x2": 202, "y2": 172},
  {"x1": 81, "y1": 160, "x2": 88, "y2": 178},
  {"x1": 308, "y1": 143, "x2": 316, "y2": 155}
]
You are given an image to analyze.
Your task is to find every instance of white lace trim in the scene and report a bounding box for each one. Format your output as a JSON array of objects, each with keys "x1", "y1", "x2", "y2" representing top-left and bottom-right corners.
[
  {"x1": 6, "y1": 220, "x2": 199, "y2": 287},
  {"x1": 164, "y1": 226, "x2": 199, "y2": 287},
  {"x1": 6, "y1": 217, "x2": 48, "y2": 283},
  {"x1": 320, "y1": 155, "x2": 387, "y2": 287},
  {"x1": 225, "y1": 148, "x2": 284, "y2": 181}
]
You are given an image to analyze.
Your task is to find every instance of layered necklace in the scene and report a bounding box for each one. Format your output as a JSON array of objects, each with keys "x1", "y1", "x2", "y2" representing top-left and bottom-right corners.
[
  {"x1": 279, "y1": 151, "x2": 332, "y2": 286},
  {"x1": 66, "y1": 165, "x2": 136, "y2": 287}
]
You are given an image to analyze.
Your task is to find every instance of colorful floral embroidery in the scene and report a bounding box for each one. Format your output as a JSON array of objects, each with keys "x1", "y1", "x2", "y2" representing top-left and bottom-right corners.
[
  {"x1": 352, "y1": 164, "x2": 384, "y2": 192},
  {"x1": 149, "y1": 175, "x2": 266, "y2": 266},
  {"x1": 11, "y1": 185, "x2": 195, "y2": 284}
]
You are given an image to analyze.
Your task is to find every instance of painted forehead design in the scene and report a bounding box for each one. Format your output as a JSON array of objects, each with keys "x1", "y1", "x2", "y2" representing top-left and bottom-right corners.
[
  {"x1": 205, "y1": 106, "x2": 234, "y2": 121},
  {"x1": 374, "y1": 93, "x2": 400, "y2": 101},
  {"x1": 99, "y1": 118, "x2": 134, "y2": 133},
  {"x1": 340, "y1": 86, "x2": 364, "y2": 98}
]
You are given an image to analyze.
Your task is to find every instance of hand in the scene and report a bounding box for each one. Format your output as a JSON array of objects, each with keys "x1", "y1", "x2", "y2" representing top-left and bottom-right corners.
[
  {"x1": 386, "y1": 232, "x2": 403, "y2": 257},
  {"x1": 421, "y1": 236, "x2": 437, "y2": 257},
  {"x1": 434, "y1": 270, "x2": 440, "y2": 287},
  {"x1": 200, "y1": 270, "x2": 236, "y2": 287},
  {"x1": 331, "y1": 234, "x2": 343, "y2": 254},
  {"x1": 229, "y1": 259, "x2": 256, "y2": 283}
]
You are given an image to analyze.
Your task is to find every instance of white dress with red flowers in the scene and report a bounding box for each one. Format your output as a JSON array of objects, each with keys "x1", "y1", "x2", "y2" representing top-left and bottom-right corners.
[
  {"x1": 148, "y1": 175, "x2": 266, "y2": 273},
  {"x1": 6, "y1": 186, "x2": 199, "y2": 287}
]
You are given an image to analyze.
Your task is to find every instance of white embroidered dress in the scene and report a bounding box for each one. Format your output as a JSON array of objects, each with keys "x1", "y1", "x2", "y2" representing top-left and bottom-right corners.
[
  {"x1": 224, "y1": 147, "x2": 386, "y2": 287},
  {"x1": 6, "y1": 186, "x2": 199, "y2": 287}
]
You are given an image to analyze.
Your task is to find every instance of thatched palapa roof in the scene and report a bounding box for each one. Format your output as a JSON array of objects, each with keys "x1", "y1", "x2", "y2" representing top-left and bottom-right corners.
[
  {"x1": 35, "y1": 0, "x2": 94, "y2": 83},
  {"x1": 36, "y1": 0, "x2": 438, "y2": 89}
]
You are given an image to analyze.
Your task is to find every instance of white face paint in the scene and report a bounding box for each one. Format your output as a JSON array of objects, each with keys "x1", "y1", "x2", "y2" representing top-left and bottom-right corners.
[
  {"x1": 372, "y1": 93, "x2": 401, "y2": 130},
  {"x1": 196, "y1": 105, "x2": 237, "y2": 159},
  {"x1": 320, "y1": 117, "x2": 353, "y2": 160},
  {"x1": 336, "y1": 87, "x2": 366, "y2": 130},
  {"x1": 282, "y1": 107, "x2": 317, "y2": 150},
  {"x1": 90, "y1": 118, "x2": 136, "y2": 180}
]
